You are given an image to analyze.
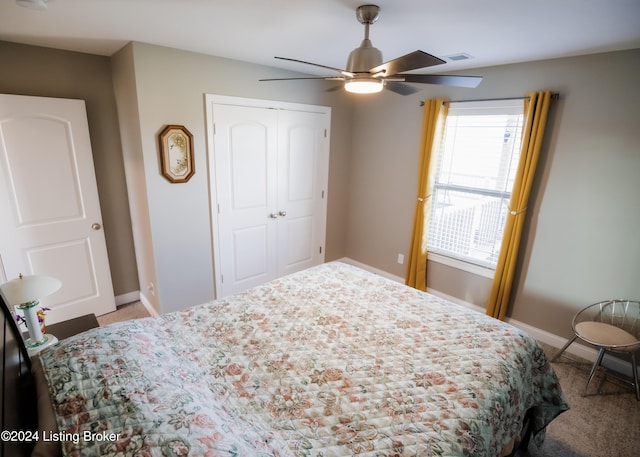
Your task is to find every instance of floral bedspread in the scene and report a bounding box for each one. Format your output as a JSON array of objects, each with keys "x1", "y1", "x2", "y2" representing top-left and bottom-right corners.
[{"x1": 38, "y1": 262, "x2": 568, "y2": 456}]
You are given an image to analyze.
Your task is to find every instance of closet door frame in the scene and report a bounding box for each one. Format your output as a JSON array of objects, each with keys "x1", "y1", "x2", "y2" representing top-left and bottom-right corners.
[{"x1": 205, "y1": 94, "x2": 331, "y2": 298}]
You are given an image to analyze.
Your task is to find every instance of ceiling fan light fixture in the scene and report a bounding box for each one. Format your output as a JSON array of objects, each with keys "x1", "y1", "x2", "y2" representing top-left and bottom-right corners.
[
  {"x1": 264, "y1": 4, "x2": 482, "y2": 95},
  {"x1": 345, "y1": 78, "x2": 384, "y2": 94}
]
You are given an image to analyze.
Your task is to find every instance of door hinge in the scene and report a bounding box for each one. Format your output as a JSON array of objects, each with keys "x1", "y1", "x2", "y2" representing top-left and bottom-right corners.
[
  {"x1": 220, "y1": 274, "x2": 223, "y2": 283},
  {"x1": 319, "y1": 246, "x2": 322, "y2": 254},
  {"x1": 324, "y1": 128, "x2": 327, "y2": 138},
  {"x1": 321, "y1": 190, "x2": 325, "y2": 199},
  {"x1": 217, "y1": 203, "x2": 221, "y2": 214},
  {"x1": 213, "y1": 123, "x2": 216, "y2": 135}
]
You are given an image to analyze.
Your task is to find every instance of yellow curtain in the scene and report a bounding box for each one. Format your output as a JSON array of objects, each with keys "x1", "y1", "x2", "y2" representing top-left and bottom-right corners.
[
  {"x1": 405, "y1": 98, "x2": 449, "y2": 290},
  {"x1": 486, "y1": 91, "x2": 553, "y2": 320}
]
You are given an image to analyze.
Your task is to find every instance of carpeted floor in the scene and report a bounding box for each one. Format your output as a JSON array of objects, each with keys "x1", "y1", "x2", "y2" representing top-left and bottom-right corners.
[
  {"x1": 97, "y1": 305, "x2": 639, "y2": 456},
  {"x1": 523, "y1": 343, "x2": 640, "y2": 457},
  {"x1": 96, "y1": 301, "x2": 151, "y2": 326}
]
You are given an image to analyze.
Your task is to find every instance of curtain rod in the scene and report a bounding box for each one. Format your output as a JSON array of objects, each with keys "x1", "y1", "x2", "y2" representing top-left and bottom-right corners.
[{"x1": 419, "y1": 93, "x2": 559, "y2": 106}]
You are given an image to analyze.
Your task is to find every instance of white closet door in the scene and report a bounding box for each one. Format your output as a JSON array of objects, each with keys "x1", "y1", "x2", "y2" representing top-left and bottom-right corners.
[
  {"x1": 209, "y1": 96, "x2": 330, "y2": 298},
  {"x1": 0, "y1": 94, "x2": 116, "y2": 323},
  {"x1": 276, "y1": 110, "x2": 329, "y2": 277},
  {"x1": 212, "y1": 104, "x2": 279, "y2": 297}
]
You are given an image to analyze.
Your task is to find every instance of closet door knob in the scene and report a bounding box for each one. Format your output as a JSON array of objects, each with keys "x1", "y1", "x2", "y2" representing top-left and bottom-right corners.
[
  {"x1": 268, "y1": 212, "x2": 279, "y2": 219},
  {"x1": 92, "y1": 222, "x2": 102, "y2": 230},
  {"x1": 278, "y1": 210, "x2": 287, "y2": 217}
]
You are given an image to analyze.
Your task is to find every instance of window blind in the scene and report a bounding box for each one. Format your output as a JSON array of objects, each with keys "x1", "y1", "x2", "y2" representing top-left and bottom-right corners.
[{"x1": 428, "y1": 100, "x2": 524, "y2": 268}]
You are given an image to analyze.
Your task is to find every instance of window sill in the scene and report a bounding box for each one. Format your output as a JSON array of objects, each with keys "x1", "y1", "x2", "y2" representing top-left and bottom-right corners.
[{"x1": 427, "y1": 252, "x2": 495, "y2": 279}]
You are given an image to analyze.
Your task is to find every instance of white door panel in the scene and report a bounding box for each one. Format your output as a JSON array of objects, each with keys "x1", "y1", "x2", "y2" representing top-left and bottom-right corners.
[
  {"x1": 26, "y1": 239, "x2": 98, "y2": 305},
  {"x1": 281, "y1": 215, "x2": 314, "y2": 267},
  {"x1": 3, "y1": 116, "x2": 83, "y2": 223},
  {"x1": 0, "y1": 94, "x2": 116, "y2": 323},
  {"x1": 232, "y1": 225, "x2": 270, "y2": 282},
  {"x1": 229, "y1": 123, "x2": 270, "y2": 210}
]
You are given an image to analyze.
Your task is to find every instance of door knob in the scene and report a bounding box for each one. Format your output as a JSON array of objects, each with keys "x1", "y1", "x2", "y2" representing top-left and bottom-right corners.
[
  {"x1": 268, "y1": 213, "x2": 279, "y2": 219},
  {"x1": 91, "y1": 222, "x2": 102, "y2": 230},
  {"x1": 278, "y1": 210, "x2": 287, "y2": 217}
]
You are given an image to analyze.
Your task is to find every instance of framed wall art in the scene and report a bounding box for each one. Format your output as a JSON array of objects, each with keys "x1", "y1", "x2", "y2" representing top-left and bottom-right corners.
[{"x1": 158, "y1": 124, "x2": 195, "y2": 183}]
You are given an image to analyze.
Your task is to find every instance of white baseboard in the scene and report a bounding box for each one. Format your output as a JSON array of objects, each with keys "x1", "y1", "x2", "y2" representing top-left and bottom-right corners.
[
  {"x1": 138, "y1": 292, "x2": 159, "y2": 317},
  {"x1": 115, "y1": 291, "x2": 140, "y2": 307},
  {"x1": 116, "y1": 290, "x2": 159, "y2": 317},
  {"x1": 337, "y1": 257, "x2": 405, "y2": 283},
  {"x1": 337, "y1": 257, "x2": 635, "y2": 376}
]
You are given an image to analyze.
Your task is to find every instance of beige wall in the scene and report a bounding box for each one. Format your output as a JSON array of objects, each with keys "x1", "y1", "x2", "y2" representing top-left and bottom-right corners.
[
  {"x1": 3, "y1": 38, "x2": 638, "y2": 342},
  {"x1": 0, "y1": 40, "x2": 354, "y2": 314},
  {"x1": 112, "y1": 42, "x2": 354, "y2": 313},
  {"x1": 0, "y1": 41, "x2": 139, "y2": 298},
  {"x1": 346, "y1": 48, "x2": 640, "y2": 338}
]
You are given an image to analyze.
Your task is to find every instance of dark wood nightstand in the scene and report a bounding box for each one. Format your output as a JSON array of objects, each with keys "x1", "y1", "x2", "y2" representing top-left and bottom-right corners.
[{"x1": 46, "y1": 313, "x2": 99, "y2": 340}]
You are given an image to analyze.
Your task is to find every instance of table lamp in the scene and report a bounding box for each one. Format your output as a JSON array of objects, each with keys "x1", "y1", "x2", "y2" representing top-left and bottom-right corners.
[{"x1": 0, "y1": 273, "x2": 62, "y2": 354}]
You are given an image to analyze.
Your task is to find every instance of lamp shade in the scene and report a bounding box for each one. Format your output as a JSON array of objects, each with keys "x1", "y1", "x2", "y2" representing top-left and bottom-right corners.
[{"x1": 0, "y1": 274, "x2": 61, "y2": 306}]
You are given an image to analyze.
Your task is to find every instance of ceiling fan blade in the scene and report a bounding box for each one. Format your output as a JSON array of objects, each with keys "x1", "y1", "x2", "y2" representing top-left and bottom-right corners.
[
  {"x1": 400, "y1": 73, "x2": 483, "y2": 88},
  {"x1": 260, "y1": 76, "x2": 346, "y2": 82},
  {"x1": 369, "y1": 50, "x2": 445, "y2": 76},
  {"x1": 384, "y1": 82, "x2": 422, "y2": 96},
  {"x1": 275, "y1": 57, "x2": 354, "y2": 77}
]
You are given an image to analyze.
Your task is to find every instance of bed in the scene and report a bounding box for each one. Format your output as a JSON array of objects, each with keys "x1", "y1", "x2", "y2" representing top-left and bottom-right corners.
[{"x1": 2, "y1": 261, "x2": 568, "y2": 456}]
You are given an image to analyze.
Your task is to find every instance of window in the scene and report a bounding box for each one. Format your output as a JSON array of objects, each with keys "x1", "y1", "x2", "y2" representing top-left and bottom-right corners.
[{"x1": 428, "y1": 100, "x2": 524, "y2": 270}]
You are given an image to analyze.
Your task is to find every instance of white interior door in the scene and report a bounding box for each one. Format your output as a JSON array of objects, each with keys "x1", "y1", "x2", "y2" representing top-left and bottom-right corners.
[
  {"x1": 276, "y1": 110, "x2": 329, "y2": 277},
  {"x1": 0, "y1": 94, "x2": 116, "y2": 323},
  {"x1": 211, "y1": 104, "x2": 279, "y2": 297}
]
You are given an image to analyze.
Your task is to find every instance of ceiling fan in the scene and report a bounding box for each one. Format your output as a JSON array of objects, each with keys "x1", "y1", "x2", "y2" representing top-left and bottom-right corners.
[{"x1": 260, "y1": 4, "x2": 482, "y2": 95}]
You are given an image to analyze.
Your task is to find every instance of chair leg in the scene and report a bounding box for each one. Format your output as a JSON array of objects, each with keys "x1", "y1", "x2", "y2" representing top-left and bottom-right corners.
[
  {"x1": 585, "y1": 346, "x2": 606, "y2": 396},
  {"x1": 631, "y1": 352, "x2": 640, "y2": 401},
  {"x1": 551, "y1": 335, "x2": 578, "y2": 362}
]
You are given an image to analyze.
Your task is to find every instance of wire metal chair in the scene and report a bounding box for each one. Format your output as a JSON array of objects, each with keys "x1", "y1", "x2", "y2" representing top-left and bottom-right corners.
[{"x1": 552, "y1": 299, "x2": 640, "y2": 400}]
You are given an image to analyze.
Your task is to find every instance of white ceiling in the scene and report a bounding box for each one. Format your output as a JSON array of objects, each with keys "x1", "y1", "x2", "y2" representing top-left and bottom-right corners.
[{"x1": 1, "y1": 0, "x2": 639, "y2": 77}]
